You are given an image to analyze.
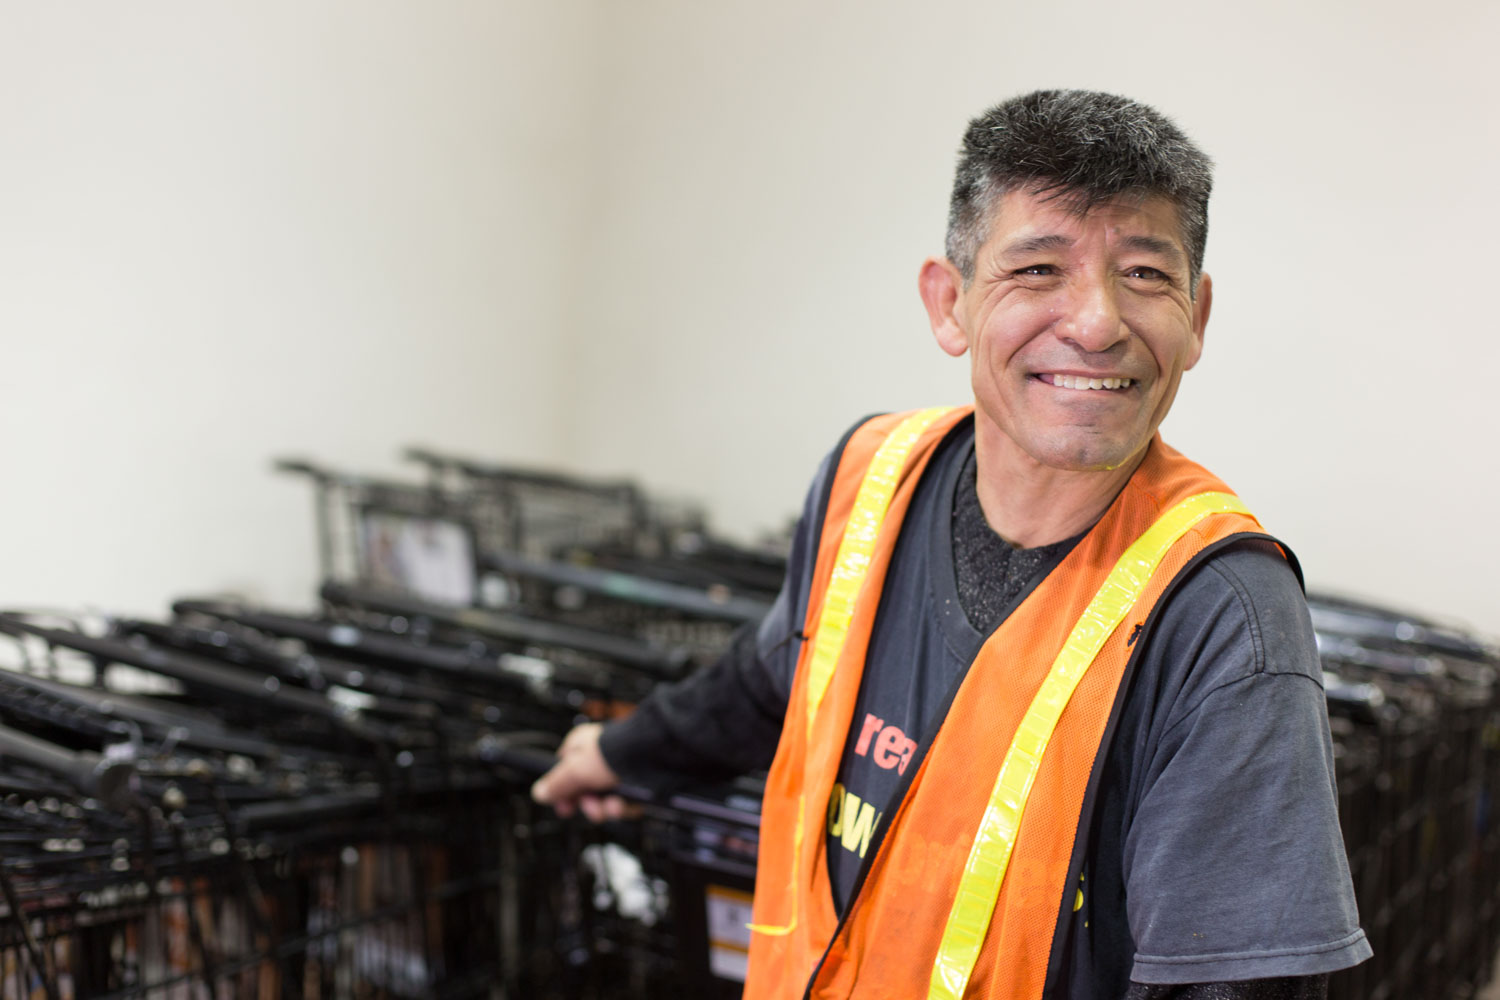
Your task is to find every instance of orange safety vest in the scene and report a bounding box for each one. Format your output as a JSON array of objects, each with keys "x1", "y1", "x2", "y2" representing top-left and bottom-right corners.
[{"x1": 744, "y1": 406, "x2": 1277, "y2": 999}]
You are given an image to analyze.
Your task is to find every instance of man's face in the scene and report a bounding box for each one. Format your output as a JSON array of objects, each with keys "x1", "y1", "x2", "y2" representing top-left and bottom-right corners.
[{"x1": 926, "y1": 188, "x2": 1210, "y2": 474}]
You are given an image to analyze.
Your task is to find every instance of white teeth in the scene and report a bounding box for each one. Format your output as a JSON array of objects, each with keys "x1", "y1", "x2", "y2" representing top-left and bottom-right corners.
[{"x1": 1046, "y1": 375, "x2": 1132, "y2": 390}]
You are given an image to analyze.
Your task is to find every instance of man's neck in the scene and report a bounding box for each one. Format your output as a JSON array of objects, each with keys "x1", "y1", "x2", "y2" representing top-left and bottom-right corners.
[{"x1": 972, "y1": 422, "x2": 1148, "y2": 549}]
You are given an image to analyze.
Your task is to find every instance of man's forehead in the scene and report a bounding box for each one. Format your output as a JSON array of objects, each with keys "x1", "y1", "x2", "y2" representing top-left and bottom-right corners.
[{"x1": 986, "y1": 188, "x2": 1189, "y2": 257}]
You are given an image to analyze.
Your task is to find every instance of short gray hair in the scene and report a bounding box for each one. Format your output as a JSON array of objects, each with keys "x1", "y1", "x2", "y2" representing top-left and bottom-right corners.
[{"x1": 946, "y1": 90, "x2": 1213, "y2": 293}]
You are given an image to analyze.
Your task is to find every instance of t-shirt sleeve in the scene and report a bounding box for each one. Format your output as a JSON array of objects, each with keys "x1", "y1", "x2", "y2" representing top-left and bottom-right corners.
[
  {"x1": 597, "y1": 618, "x2": 787, "y2": 788},
  {"x1": 1123, "y1": 543, "x2": 1372, "y2": 984},
  {"x1": 597, "y1": 445, "x2": 832, "y2": 790}
]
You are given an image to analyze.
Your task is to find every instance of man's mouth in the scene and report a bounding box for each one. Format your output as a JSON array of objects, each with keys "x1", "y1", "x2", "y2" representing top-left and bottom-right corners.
[{"x1": 1036, "y1": 374, "x2": 1134, "y2": 391}]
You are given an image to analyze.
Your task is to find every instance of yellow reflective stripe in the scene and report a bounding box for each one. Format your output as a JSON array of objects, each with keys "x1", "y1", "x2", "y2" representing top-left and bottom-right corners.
[
  {"x1": 928, "y1": 491, "x2": 1252, "y2": 1000},
  {"x1": 803, "y1": 407, "x2": 952, "y2": 740},
  {"x1": 747, "y1": 406, "x2": 953, "y2": 939}
]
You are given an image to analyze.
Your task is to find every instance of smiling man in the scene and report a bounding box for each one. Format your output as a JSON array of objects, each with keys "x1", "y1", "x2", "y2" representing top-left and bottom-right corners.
[
  {"x1": 922, "y1": 189, "x2": 1212, "y2": 549},
  {"x1": 533, "y1": 90, "x2": 1371, "y2": 999}
]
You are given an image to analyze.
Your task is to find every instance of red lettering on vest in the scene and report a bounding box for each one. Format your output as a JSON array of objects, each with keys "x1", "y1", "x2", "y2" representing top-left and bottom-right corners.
[
  {"x1": 854, "y1": 715, "x2": 916, "y2": 775},
  {"x1": 853, "y1": 714, "x2": 885, "y2": 756},
  {"x1": 873, "y1": 725, "x2": 916, "y2": 775}
]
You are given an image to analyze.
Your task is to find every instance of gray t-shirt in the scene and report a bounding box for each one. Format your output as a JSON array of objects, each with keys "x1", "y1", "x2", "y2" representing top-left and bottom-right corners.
[{"x1": 602, "y1": 416, "x2": 1371, "y2": 997}]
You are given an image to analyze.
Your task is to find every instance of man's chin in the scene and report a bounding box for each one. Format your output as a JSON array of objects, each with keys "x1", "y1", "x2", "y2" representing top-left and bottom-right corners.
[{"x1": 1021, "y1": 434, "x2": 1150, "y2": 475}]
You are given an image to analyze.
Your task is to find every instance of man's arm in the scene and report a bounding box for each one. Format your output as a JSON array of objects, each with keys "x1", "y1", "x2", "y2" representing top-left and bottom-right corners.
[
  {"x1": 1118, "y1": 543, "x2": 1369, "y2": 985},
  {"x1": 598, "y1": 618, "x2": 794, "y2": 784},
  {"x1": 530, "y1": 613, "x2": 795, "y2": 813},
  {"x1": 528, "y1": 720, "x2": 626, "y2": 822},
  {"x1": 533, "y1": 441, "x2": 838, "y2": 815},
  {"x1": 1124, "y1": 978, "x2": 1327, "y2": 1000}
]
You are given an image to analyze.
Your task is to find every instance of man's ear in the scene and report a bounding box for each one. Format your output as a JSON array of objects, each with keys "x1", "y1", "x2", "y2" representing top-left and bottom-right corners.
[
  {"x1": 1185, "y1": 272, "x2": 1212, "y2": 371},
  {"x1": 919, "y1": 257, "x2": 969, "y2": 357}
]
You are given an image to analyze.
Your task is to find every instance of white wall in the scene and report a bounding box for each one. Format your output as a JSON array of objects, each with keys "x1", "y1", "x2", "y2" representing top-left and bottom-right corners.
[
  {"x1": 570, "y1": 0, "x2": 1500, "y2": 635},
  {"x1": 0, "y1": 2, "x2": 602, "y2": 614},
  {"x1": 2, "y1": 1, "x2": 1496, "y2": 637}
]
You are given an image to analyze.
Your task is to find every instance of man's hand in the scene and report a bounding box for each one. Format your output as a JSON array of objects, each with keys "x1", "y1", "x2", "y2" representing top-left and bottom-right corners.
[{"x1": 530, "y1": 722, "x2": 633, "y2": 822}]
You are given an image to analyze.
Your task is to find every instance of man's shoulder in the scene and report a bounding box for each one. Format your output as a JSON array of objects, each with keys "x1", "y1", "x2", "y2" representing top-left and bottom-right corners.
[
  {"x1": 1141, "y1": 538, "x2": 1322, "y2": 719},
  {"x1": 805, "y1": 409, "x2": 975, "y2": 519},
  {"x1": 1168, "y1": 539, "x2": 1314, "y2": 663}
]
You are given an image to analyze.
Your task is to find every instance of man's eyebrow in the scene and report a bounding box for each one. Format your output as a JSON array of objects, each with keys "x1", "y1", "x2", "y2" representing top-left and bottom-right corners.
[
  {"x1": 998, "y1": 234, "x2": 1074, "y2": 258},
  {"x1": 1119, "y1": 234, "x2": 1187, "y2": 266}
]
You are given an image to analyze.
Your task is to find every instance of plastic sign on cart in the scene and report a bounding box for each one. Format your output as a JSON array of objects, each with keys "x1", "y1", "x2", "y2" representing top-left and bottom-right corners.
[
  {"x1": 357, "y1": 511, "x2": 478, "y2": 606},
  {"x1": 705, "y1": 884, "x2": 755, "y2": 982}
]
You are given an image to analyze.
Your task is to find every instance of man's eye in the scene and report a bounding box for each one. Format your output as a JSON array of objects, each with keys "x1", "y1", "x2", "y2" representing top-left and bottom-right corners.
[
  {"x1": 1126, "y1": 266, "x2": 1168, "y2": 281},
  {"x1": 1015, "y1": 264, "x2": 1055, "y2": 277}
]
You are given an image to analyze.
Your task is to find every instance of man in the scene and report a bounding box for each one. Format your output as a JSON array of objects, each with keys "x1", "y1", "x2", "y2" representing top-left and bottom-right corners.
[{"x1": 533, "y1": 90, "x2": 1370, "y2": 998}]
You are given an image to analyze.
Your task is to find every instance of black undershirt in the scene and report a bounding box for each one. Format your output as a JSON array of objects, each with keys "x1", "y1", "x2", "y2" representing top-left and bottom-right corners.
[{"x1": 951, "y1": 445, "x2": 1081, "y2": 634}]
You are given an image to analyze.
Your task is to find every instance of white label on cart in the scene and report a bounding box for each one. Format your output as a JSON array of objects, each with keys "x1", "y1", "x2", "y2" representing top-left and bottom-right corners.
[
  {"x1": 358, "y1": 512, "x2": 477, "y2": 606},
  {"x1": 705, "y1": 884, "x2": 754, "y2": 982}
]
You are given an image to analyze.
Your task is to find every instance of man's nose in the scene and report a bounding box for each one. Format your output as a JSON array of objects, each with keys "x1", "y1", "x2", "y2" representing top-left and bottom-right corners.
[{"x1": 1059, "y1": 278, "x2": 1128, "y2": 353}]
